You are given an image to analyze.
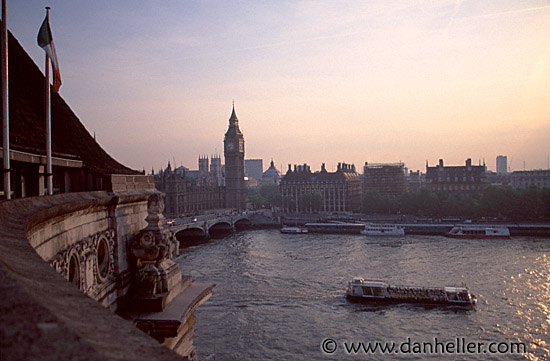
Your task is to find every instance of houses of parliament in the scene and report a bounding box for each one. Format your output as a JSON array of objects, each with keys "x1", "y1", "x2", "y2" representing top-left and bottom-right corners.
[{"x1": 154, "y1": 105, "x2": 246, "y2": 217}]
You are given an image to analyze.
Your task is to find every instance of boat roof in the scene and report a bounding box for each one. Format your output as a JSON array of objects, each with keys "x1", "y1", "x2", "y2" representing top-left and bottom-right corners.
[
  {"x1": 351, "y1": 278, "x2": 470, "y2": 292},
  {"x1": 444, "y1": 286, "x2": 470, "y2": 293}
]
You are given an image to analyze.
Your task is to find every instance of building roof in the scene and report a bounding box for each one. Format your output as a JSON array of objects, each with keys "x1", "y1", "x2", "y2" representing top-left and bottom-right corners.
[
  {"x1": 1, "y1": 28, "x2": 139, "y2": 175},
  {"x1": 281, "y1": 163, "x2": 359, "y2": 183},
  {"x1": 262, "y1": 160, "x2": 280, "y2": 178},
  {"x1": 224, "y1": 104, "x2": 242, "y2": 137}
]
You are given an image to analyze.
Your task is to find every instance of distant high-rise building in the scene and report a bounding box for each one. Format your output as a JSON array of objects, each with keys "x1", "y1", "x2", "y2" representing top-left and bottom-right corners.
[
  {"x1": 496, "y1": 155, "x2": 508, "y2": 175},
  {"x1": 245, "y1": 159, "x2": 263, "y2": 182}
]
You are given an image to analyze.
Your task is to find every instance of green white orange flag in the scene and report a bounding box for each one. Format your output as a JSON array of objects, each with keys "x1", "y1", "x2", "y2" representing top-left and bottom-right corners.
[{"x1": 37, "y1": 14, "x2": 62, "y2": 92}]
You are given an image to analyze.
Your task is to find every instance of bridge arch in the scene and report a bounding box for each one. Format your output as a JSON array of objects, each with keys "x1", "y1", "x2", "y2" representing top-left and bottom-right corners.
[
  {"x1": 208, "y1": 220, "x2": 234, "y2": 238},
  {"x1": 174, "y1": 226, "x2": 208, "y2": 248},
  {"x1": 234, "y1": 218, "x2": 252, "y2": 232}
]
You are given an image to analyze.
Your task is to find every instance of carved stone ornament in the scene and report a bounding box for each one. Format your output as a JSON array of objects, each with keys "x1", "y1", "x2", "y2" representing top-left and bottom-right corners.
[
  {"x1": 49, "y1": 229, "x2": 116, "y2": 294},
  {"x1": 130, "y1": 193, "x2": 180, "y2": 299}
]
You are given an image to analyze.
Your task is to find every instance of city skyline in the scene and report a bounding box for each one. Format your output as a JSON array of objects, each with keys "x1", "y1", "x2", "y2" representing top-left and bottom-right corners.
[{"x1": 7, "y1": 0, "x2": 550, "y2": 174}]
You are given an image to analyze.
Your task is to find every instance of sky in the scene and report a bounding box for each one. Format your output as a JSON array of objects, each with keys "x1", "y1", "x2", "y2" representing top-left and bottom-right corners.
[{"x1": 7, "y1": 0, "x2": 550, "y2": 174}]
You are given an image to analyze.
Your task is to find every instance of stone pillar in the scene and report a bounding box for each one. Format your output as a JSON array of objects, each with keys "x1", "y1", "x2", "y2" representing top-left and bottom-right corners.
[
  {"x1": 38, "y1": 164, "x2": 45, "y2": 196},
  {"x1": 128, "y1": 192, "x2": 214, "y2": 361},
  {"x1": 130, "y1": 193, "x2": 181, "y2": 312}
]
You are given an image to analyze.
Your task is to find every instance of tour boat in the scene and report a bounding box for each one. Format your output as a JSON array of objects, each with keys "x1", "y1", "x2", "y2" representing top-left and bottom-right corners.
[
  {"x1": 445, "y1": 225, "x2": 510, "y2": 239},
  {"x1": 360, "y1": 223, "x2": 405, "y2": 236},
  {"x1": 346, "y1": 278, "x2": 477, "y2": 309},
  {"x1": 280, "y1": 226, "x2": 308, "y2": 234}
]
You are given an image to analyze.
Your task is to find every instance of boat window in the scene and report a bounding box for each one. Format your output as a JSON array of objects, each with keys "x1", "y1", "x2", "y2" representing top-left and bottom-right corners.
[
  {"x1": 372, "y1": 287, "x2": 384, "y2": 297},
  {"x1": 362, "y1": 286, "x2": 373, "y2": 296},
  {"x1": 446, "y1": 292, "x2": 458, "y2": 301}
]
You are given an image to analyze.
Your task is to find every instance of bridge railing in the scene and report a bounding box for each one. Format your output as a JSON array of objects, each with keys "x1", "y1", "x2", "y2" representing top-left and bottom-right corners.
[{"x1": 0, "y1": 191, "x2": 184, "y2": 361}]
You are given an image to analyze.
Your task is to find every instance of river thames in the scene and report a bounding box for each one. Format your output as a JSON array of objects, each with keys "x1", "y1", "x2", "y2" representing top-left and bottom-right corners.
[{"x1": 176, "y1": 230, "x2": 549, "y2": 360}]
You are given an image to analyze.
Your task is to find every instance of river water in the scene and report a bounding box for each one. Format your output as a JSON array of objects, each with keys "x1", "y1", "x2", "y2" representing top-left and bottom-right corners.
[{"x1": 175, "y1": 230, "x2": 549, "y2": 360}]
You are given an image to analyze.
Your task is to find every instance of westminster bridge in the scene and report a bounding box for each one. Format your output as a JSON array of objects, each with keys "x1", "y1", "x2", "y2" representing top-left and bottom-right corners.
[{"x1": 170, "y1": 213, "x2": 253, "y2": 242}]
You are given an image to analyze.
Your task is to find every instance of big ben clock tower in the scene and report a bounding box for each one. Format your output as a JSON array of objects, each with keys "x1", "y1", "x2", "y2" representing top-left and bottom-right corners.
[{"x1": 224, "y1": 103, "x2": 246, "y2": 209}]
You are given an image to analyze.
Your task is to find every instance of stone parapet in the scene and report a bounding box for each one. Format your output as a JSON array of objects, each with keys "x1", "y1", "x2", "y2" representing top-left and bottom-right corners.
[
  {"x1": 105, "y1": 174, "x2": 156, "y2": 192},
  {"x1": 0, "y1": 191, "x2": 188, "y2": 361}
]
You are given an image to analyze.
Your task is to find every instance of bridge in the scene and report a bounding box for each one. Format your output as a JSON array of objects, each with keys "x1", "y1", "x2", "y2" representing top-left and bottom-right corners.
[{"x1": 170, "y1": 213, "x2": 252, "y2": 241}]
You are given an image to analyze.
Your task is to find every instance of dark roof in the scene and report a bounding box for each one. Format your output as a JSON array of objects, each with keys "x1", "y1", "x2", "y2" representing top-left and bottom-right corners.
[
  {"x1": 1, "y1": 27, "x2": 139, "y2": 175},
  {"x1": 281, "y1": 163, "x2": 359, "y2": 184},
  {"x1": 224, "y1": 104, "x2": 242, "y2": 137}
]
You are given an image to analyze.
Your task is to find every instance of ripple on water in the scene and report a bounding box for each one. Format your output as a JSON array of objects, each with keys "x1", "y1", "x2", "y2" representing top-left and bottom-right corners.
[{"x1": 179, "y1": 230, "x2": 550, "y2": 361}]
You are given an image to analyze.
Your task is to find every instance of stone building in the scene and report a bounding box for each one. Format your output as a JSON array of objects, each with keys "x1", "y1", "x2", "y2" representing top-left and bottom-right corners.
[
  {"x1": 510, "y1": 169, "x2": 550, "y2": 189},
  {"x1": 210, "y1": 154, "x2": 223, "y2": 186},
  {"x1": 280, "y1": 162, "x2": 362, "y2": 213},
  {"x1": 425, "y1": 158, "x2": 488, "y2": 193},
  {"x1": 363, "y1": 162, "x2": 408, "y2": 196},
  {"x1": 224, "y1": 105, "x2": 246, "y2": 209},
  {"x1": 154, "y1": 105, "x2": 248, "y2": 217},
  {"x1": 261, "y1": 160, "x2": 281, "y2": 186},
  {"x1": 407, "y1": 170, "x2": 425, "y2": 192},
  {"x1": 154, "y1": 162, "x2": 225, "y2": 217}
]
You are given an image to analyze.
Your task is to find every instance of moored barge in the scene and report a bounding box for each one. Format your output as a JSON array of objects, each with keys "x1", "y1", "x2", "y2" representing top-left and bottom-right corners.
[
  {"x1": 360, "y1": 223, "x2": 405, "y2": 236},
  {"x1": 346, "y1": 278, "x2": 477, "y2": 309},
  {"x1": 445, "y1": 225, "x2": 510, "y2": 239}
]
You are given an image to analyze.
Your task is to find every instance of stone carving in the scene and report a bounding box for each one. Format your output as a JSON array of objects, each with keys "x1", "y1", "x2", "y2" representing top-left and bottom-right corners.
[
  {"x1": 49, "y1": 229, "x2": 116, "y2": 295},
  {"x1": 130, "y1": 193, "x2": 180, "y2": 304}
]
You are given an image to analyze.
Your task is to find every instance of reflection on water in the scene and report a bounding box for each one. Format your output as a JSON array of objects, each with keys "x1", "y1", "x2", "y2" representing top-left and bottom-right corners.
[
  {"x1": 510, "y1": 254, "x2": 549, "y2": 360},
  {"x1": 176, "y1": 231, "x2": 550, "y2": 361}
]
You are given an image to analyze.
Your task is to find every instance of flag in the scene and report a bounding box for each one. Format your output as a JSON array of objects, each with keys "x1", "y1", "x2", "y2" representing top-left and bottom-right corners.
[{"x1": 37, "y1": 14, "x2": 62, "y2": 92}]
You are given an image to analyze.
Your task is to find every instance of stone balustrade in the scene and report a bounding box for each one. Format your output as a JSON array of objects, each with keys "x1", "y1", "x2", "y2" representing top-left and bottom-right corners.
[{"x1": 0, "y1": 190, "x2": 212, "y2": 361}]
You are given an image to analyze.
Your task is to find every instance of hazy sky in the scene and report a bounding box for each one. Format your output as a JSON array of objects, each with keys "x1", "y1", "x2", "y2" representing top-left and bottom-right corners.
[{"x1": 7, "y1": 0, "x2": 550, "y2": 173}]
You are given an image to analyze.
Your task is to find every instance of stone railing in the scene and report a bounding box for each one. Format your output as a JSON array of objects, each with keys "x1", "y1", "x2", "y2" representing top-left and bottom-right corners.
[{"x1": 0, "y1": 190, "x2": 211, "y2": 361}]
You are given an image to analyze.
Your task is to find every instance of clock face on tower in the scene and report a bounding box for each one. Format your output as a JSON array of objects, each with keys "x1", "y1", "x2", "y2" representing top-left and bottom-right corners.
[{"x1": 227, "y1": 142, "x2": 234, "y2": 151}]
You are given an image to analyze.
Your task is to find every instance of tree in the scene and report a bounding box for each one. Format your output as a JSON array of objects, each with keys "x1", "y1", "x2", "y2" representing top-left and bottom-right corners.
[
  {"x1": 362, "y1": 190, "x2": 398, "y2": 215},
  {"x1": 298, "y1": 192, "x2": 323, "y2": 212},
  {"x1": 259, "y1": 184, "x2": 282, "y2": 207},
  {"x1": 401, "y1": 188, "x2": 440, "y2": 216}
]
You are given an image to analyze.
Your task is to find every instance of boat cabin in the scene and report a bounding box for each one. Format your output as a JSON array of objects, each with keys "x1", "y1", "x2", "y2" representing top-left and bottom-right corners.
[{"x1": 349, "y1": 279, "x2": 388, "y2": 298}]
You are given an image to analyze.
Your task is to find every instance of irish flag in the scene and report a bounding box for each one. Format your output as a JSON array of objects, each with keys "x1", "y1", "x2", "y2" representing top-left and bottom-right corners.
[{"x1": 37, "y1": 14, "x2": 62, "y2": 92}]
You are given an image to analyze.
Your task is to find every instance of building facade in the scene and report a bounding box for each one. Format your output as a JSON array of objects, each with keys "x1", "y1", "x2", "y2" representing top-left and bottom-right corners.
[
  {"x1": 407, "y1": 170, "x2": 425, "y2": 192},
  {"x1": 245, "y1": 159, "x2": 263, "y2": 183},
  {"x1": 280, "y1": 162, "x2": 362, "y2": 213},
  {"x1": 496, "y1": 155, "x2": 508, "y2": 175},
  {"x1": 510, "y1": 170, "x2": 550, "y2": 189},
  {"x1": 210, "y1": 154, "x2": 223, "y2": 186},
  {"x1": 425, "y1": 158, "x2": 488, "y2": 193},
  {"x1": 363, "y1": 162, "x2": 407, "y2": 196},
  {"x1": 261, "y1": 160, "x2": 281, "y2": 186},
  {"x1": 154, "y1": 162, "x2": 225, "y2": 217},
  {"x1": 224, "y1": 105, "x2": 246, "y2": 209}
]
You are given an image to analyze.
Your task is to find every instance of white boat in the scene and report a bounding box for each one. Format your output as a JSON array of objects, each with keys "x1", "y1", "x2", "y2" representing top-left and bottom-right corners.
[
  {"x1": 346, "y1": 278, "x2": 477, "y2": 309},
  {"x1": 445, "y1": 225, "x2": 510, "y2": 239},
  {"x1": 280, "y1": 226, "x2": 308, "y2": 234},
  {"x1": 360, "y1": 223, "x2": 405, "y2": 236}
]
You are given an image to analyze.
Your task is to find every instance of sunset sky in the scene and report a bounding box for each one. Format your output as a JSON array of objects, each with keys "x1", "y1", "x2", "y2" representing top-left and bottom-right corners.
[{"x1": 7, "y1": 0, "x2": 550, "y2": 174}]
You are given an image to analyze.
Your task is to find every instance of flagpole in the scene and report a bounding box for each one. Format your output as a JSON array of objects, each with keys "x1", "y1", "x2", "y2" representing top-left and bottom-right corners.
[
  {"x1": 45, "y1": 6, "x2": 53, "y2": 195},
  {"x1": 2, "y1": 0, "x2": 10, "y2": 199}
]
